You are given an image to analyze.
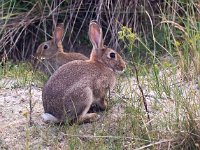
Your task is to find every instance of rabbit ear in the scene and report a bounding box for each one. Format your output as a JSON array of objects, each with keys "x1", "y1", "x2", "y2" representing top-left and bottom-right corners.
[
  {"x1": 89, "y1": 21, "x2": 103, "y2": 49},
  {"x1": 53, "y1": 23, "x2": 64, "y2": 44}
]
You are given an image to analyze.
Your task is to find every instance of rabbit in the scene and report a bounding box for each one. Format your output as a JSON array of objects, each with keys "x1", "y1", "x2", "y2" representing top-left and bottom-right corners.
[
  {"x1": 34, "y1": 23, "x2": 88, "y2": 76},
  {"x1": 41, "y1": 20, "x2": 126, "y2": 124}
]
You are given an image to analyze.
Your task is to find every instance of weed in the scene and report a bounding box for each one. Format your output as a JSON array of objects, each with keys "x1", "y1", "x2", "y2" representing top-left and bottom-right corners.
[{"x1": 0, "y1": 0, "x2": 200, "y2": 149}]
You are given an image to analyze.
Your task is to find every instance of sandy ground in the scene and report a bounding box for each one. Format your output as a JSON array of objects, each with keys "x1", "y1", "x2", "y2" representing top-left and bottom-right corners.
[
  {"x1": 0, "y1": 84, "x2": 44, "y2": 149},
  {"x1": 0, "y1": 71, "x2": 199, "y2": 149},
  {"x1": 0, "y1": 78, "x2": 126, "y2": 149}
]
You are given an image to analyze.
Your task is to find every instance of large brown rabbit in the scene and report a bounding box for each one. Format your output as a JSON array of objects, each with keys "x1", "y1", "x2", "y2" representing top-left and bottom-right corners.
[
  {"x1": 42, "y1": 21, "x2": 126, "y2": 124},
  {"x1": 34, "y1": 23, "x2": 88, "y2": 76}
]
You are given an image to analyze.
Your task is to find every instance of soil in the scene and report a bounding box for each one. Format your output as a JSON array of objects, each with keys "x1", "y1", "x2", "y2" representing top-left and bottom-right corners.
[
  {"x1": 0, "y1": 71, "x2": 199, "y2": 149},
  {"x1": 0, "y1": 78, "x2": 126, "y2": 149}
]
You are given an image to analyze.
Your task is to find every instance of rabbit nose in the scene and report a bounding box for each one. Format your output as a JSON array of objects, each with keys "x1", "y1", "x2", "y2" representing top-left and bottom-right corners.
[
  {"x1": 117, "y1": 63, "x2": 126, "y2": 72},
  {"x1": 121, "y1": 65, "x2": 126, "y2": 72},
  {"x1": 121, "y1": 60, "x2": 126, "y2": 71},
  {"x1": 34, "y1": 52, "x2": 39, "y2": 58}
]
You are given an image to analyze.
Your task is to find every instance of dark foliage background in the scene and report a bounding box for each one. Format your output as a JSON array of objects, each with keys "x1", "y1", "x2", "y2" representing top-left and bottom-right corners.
[{"x1": 0, "y1": 0, "x2": 199, "y2": 63}]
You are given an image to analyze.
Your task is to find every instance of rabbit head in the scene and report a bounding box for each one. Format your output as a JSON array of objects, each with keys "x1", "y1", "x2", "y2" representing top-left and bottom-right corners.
[
  {"x1": 35, "y1": 23, "x2": 64, "y2": 60},
  {"x1": 89, "y1": 21, "x2": 126, "y2": 74},
  {"x1": 34, "y1": 23, "x2": 89, "y2": 77}
]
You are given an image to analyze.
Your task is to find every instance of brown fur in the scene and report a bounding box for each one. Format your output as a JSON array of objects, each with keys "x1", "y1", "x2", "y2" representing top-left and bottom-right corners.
[
  {"x1": 42, "y1": 21, "x2": 126, "y2": 124},
  {"x1": 34, "y1": 23, "x2": 88, "y2": 76}
]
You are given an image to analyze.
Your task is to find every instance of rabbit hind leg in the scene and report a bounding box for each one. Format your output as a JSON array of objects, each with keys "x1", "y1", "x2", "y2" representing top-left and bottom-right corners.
[
  {"x1": 78, "y1": 112, "x2": 100, "y2": 124},
  {"x1": 76, "y1": 87, "x2": 101, "y2": 124}
]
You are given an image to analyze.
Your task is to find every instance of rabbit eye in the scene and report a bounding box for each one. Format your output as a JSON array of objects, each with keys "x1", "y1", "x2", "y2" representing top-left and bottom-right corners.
[
  {"x1": 110, "y1": 52, "x2": 115, "y2": 58},
  {"x1": 43, "y1": 44, "x2": 49, "y2": 50}
]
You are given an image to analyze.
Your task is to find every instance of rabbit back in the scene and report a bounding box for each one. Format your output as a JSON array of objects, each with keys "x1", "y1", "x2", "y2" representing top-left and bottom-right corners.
[{"x1": 42, "y1": 60, "x2": 116, "y2": 122}]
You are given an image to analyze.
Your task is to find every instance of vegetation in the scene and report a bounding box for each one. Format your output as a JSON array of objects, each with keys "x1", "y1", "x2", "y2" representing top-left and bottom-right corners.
[{"x1": 0, "y1": 0, "x2": 200, "y2": 149}]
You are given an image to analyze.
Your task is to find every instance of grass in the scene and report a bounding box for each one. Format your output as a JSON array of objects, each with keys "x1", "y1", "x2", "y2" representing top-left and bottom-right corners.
[
  {"x1": 0, "y1": 59, "x2": 199, "y2": 149},
  {"x1": 0, "y1": 61, "x2": 48, "y2": 88},
  {"x1": 0, "y1": 0, "x2": 200, "y2": 149}
]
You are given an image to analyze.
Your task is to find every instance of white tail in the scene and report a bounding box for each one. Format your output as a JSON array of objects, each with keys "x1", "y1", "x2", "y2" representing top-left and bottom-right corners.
[{"x1": 41, "y1": 113, "x2": 59, "y2": 123}]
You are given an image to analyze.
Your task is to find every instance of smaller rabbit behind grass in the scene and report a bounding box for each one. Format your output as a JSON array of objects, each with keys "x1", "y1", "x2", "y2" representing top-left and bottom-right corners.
[
  {"x1": 34, "y1": 23, "x2": 88, "y2": 76},
  {"x1": 42, "y1": 20, "x2": 126, "y2": 124}
]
